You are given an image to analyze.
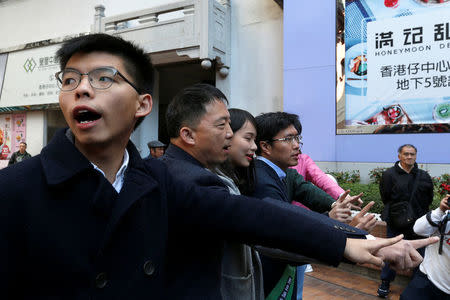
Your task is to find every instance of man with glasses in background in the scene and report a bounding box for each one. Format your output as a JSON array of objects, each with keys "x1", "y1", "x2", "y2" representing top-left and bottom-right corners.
[
  {"x1": 252, "y1": 112, "x2": 309, "y2": 299},
  {"x1": 252, "y1": 112, "x2": 365, "y2": 300}
]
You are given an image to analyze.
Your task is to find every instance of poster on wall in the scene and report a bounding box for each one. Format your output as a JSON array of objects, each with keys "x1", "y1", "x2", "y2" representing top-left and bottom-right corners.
[
  {"x1": 0, "y1": 113, "x2": 27, "y2": 160},
  {"x1": 337, "y1": 0, "x2": 450, "y2": 134}
]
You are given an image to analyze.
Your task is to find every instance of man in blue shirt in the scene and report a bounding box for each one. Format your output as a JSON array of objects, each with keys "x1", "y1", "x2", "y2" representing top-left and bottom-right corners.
[{"x1": 253, "y1": 112, "x2": 363, "y2": 299}]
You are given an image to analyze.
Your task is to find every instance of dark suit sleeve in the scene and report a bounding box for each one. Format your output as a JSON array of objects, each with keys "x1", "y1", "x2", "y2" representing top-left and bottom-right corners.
[
  {"x1": 286, "y1": 168, "x2": 334, "y2": 213},
  {"x1": 166, "y1": 172, "x2": 367, "y2": 267}
]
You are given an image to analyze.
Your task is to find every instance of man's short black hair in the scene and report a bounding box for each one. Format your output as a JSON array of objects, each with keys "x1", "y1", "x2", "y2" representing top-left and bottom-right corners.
[
  {"x1": 254, "y1": 112, "x2": 302, "y2": 155},
  {"x1": 166, "y1": 83, "x2": 228, "y2": 138},
  {"x1": 56, "y1": 33, "x2": 154, "y2": 128},
  {"x1": 398, "y1": 144, "x2": 417, "y2": 154},
  {"x1": 19, "y1": 142, "x2": 27, "y2": 146}
]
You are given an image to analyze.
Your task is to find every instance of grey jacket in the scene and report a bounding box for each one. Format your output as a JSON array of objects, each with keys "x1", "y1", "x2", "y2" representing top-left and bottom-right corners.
[{"x1": 216, "y1": 171, "x2": 265, "y2": 300}]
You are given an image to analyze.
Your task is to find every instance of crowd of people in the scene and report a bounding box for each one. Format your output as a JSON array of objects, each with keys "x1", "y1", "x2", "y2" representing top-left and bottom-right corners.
[{"x1": 0, "y1": 33, "x2": 447, "y2": 300}]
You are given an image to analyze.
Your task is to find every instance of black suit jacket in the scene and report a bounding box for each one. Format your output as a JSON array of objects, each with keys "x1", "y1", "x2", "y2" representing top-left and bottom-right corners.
[
  {"x1": 161, "y1": 145, "x2": 367, "y2": 299},
  {"x1": 159, "y1": 144, "x2": 230, "y2": 298},
  {"x1": 253, "y1": 159, "x2": 290, "y2": 203},
  {"x1": 253, "y1": 159, "x2": 367, "y2": 296}
]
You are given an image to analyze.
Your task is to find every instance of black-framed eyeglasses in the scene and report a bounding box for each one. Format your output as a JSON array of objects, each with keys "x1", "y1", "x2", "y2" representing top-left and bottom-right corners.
[
  {"x1": 55, "y1": 67, "x2": 141, "y2": 94},
  {"x1": 271, "y1": 134, "x2": 303, "y2": 146}
]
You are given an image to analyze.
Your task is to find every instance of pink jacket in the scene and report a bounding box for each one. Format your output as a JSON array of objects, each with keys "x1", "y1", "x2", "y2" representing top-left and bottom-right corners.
[{"x1": 291, "y1": 154, "x2": 344, "y2": 200}]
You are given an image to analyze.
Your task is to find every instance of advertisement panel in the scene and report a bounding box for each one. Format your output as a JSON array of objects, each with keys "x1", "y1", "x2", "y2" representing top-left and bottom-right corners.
[
  {"x1": 0, "y1": 113, "x2": 27, "y2": 160},
  {"x1": 337, "y1": 0, "x2": 450, "y2": 134},
  {"x1": 0, "y1": 44, "x2": 60, "y2": 108}
]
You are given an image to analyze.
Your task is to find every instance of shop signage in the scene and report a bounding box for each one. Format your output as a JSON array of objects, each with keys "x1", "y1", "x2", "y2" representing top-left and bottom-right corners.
[
  {"x1": 0, "y1": 44, "x2": 60, "y2": 107},
  {"x1": 337, "y1": 0, "x2": 450, "y2": 134}
]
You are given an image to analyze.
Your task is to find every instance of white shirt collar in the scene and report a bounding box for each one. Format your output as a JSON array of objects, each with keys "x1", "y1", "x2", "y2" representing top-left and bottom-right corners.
[{"x1": 90, "y1": 149, "x2": 129, "y2": 193}]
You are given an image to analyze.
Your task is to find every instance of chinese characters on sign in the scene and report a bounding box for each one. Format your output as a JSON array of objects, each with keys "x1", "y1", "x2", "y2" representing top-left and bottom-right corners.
[
  {"x1": 0, "y1": 44, "x2": 60, "y2": 108},
  {"x1": 367, "y1": 13, "x2": 450, "y2": 102},
  {"x1": 375, "y1": 23, "x2": 450, "y2": 49},
  {"x1": 338, "y1": 0, "x2": 450, "y2": 134}
]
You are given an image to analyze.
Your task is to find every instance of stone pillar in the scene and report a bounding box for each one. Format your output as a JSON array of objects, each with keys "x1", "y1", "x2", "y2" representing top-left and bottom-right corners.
[{"x1": 93, "y1": 5, "x2": 105, "y2": 33}]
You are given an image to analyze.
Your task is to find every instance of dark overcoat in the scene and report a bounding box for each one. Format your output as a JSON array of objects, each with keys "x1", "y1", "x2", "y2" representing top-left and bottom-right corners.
[
  {"x1": 1, "y1": 129, "x2": 174, "y2": 299},
  {"x1": 1, "y1": 131, "x2": 358, "y2": 299}
]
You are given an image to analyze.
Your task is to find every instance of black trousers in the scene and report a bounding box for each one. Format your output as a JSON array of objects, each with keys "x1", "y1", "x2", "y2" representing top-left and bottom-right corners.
[{"x1": 400, "y1": 270, "x2": 450, "y2": 300}]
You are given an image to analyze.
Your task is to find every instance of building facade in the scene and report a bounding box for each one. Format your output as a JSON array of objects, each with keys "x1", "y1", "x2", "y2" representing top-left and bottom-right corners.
[
  {"x1": 1, "y1": 0, "x2": 448, "y2": 180},
  {"x1": 0, "y1": 0, "x2": 283, "y2": 159}
]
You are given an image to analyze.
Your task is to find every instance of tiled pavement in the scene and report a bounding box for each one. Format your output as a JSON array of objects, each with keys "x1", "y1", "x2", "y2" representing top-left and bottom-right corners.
[{"x1": 303, "y1": 264, "x2": 407, "y2": 300}]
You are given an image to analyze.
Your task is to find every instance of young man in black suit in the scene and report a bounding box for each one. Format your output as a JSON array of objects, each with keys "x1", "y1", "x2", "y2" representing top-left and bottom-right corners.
[{"x1": 0, "y1": 34, "x2": 437, "y2": 300}]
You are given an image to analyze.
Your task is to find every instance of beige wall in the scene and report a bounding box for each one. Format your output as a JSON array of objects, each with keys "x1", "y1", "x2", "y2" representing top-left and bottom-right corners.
[
  {"x1": 0, "y1": 0, "x2": 284, "y2": 154},
  {"x1": 227, "y1": 0, "x2": 283, "y2": 115},
  {"x1": 0, "y1": 0, "x2": 180, "y2": 49},
  {"x1": 0, "y1": 0, "x2": 283, "y2": 114}
]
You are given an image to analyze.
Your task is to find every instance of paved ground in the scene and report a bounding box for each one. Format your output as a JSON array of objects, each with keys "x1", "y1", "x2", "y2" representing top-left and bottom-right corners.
[{"x1": 303, "y1": 264, "x2": 407, "y2": 300}]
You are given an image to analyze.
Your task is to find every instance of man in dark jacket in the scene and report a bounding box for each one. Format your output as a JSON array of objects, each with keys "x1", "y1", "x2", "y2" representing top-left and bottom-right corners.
[
  {"x1": 7, "y1": 141, "x2": 31, "y2": 165},
  {"x1": 0, "y1": 34, "x2": 437, "y2": 300},
  {"x1": 377, "y1": 144, "x2": 433, "y2": 298}
]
